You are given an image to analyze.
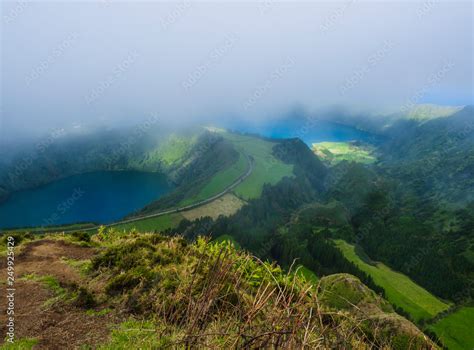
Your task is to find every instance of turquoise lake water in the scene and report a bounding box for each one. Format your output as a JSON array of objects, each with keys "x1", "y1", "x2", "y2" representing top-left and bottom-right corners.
[
  {"x1": 0, "y1": 171, "x2": 172, "y2": 229},
  {"x1": 227, "y1": 119, "x2": 377, "y2": 145}
]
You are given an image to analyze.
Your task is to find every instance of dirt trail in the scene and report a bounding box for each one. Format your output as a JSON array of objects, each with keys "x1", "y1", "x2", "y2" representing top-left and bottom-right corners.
[
  {"x1": 0, "y1": 239, "x2": 115, "y2": 349},
  {"x1": 12, "y1": 240, "x2": 94, "y2": 285}
]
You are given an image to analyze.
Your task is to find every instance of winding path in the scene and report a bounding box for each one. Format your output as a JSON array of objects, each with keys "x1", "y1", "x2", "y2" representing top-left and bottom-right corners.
[{"x1": 62, "y1": 154, "x2": 253, "y2": 233}]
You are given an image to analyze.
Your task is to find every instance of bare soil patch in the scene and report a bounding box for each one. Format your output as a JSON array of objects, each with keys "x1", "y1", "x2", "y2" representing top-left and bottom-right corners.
[{"x1": 0, "y1": 239, "x2": 116, "y2": 349}]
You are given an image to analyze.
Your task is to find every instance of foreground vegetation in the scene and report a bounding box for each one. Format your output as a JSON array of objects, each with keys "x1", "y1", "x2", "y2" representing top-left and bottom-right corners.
[
  {"x1": 112, "y1": 213, "x2": 184, "y2": 233},
  {"x1": 0, "y1": 231, "x2": 434, "y2": 349}
]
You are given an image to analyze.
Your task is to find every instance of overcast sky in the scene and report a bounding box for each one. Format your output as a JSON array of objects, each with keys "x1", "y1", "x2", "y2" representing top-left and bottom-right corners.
[{"x1": 1, "y1": 1, "x2": 473, "y2": 139}]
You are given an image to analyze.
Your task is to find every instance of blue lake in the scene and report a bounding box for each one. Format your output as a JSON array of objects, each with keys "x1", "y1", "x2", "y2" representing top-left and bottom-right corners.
[
  {"x1": 226, "y1": 119, "x2": 377, "y2": 145},
  {"x1": 0, "y1": 171, "x2": 172, "y2": 229}
]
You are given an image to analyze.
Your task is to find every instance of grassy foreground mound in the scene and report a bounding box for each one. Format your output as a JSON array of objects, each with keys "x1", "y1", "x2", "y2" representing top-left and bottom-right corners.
[
  {"x1": 1, "y1": 231, "x2": 434, "y2": 349},
  {"x1": 87, "y1": 231, "x2": 432, "y2": 349}
]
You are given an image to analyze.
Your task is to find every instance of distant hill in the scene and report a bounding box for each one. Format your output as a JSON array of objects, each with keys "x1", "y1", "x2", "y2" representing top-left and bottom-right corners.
[
  {"x1": 381, "y1": 105, "x2": 474, "y2": 204},
  {"x1": 401, "y1": 104, "x2": 464, "y2": 122}
]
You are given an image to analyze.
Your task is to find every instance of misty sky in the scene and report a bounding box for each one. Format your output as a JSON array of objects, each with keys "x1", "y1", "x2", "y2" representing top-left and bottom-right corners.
[{"x1": 1, "y1": 1, "x2": 473, "y2": 139}]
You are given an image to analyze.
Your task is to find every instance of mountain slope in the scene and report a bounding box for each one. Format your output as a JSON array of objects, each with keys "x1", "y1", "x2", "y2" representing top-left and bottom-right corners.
[{"x1": 381, "y1": 105, "x2": 474, "y2": 204}]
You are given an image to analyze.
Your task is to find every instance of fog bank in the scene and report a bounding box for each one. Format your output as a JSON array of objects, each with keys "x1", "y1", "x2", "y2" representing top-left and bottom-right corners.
[{"x1": 1, "y1": 1, "x2": 472, "y2": 141}]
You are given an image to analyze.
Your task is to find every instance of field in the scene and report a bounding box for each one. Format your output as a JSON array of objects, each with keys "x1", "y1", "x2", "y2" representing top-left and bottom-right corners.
[
  {"x1": 112, "y1": 213, "x2": 183, "y2": 232},
  {"x1": 312, "y1": 141, "x2": 376, "y2": 165},
  {"x1": 334, "y1": 239, "x2": 450, "y2": 322},
  {"x1": 181, "y1": 152, "x2": 248, "y2": 206},
  {"x1": 429, "y1": 307, "x2": 474, "y2": 350},
  {"x1": 222, "y1": 132, "x2": 294, "y2": 200},
  {"x1": 181, "y1": 193, "x2": 245, "y2": 221}
]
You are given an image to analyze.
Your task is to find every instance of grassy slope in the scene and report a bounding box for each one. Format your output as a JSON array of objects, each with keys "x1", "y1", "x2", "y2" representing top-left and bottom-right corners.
[
  {"x1": 156, "y1": 134, "x2": 197, "y2": 167},
  {"x1": 4, "y1": 214, "x2": 183, "y2": 236},
  {"x1": 221, "y1": 132, "x2": 294, "y2": 200},
  {"x1": 112, "y1": 213, "x2": 183, "y2": 232},
  {"x1": 334, "y1": 239, "x2": 450, "y2": 322},
  {"x1": 180, "y1": 131, "x2": 294, "y2": 204},
  {"x1": 429, "y1": 307, "x2": 474, "y2": 350},
  {"x1": 179, "y1": 151, "x2": 247, "y2": 206},
  {"x1": 89, "y1": 232, "x2": 432, "y2": 348}
]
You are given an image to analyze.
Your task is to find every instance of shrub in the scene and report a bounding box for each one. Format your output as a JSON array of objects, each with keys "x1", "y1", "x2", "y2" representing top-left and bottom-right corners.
[
  {"x1": 71, "y1": 231, "x2": 91, "y2": 243},
  {"x1": 73, "y1": 287, "x2": 96, "y2": 308}
]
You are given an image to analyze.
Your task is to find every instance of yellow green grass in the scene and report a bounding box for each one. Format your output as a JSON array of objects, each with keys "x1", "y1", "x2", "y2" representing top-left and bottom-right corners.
[
  {"x1": 429, "y1": 307, "x2": 474, "y2": 350},
  {"x1": 112, "y1": 213, "x2": 183, "y2": 233},
  {"x1": 222, "y1": 132, "x2": 294, "y2": 200},
  {"x1": 295, "y1": 265, "x2": 319, "y2": 284},
  {"x1": 312, "y1": 142, "x2": 376, "y2": 165},
  {"x1": 159, "y1": 134, "x2": 197, "y2": 167},
  {"x1": 180, "y1": 152, "x2": 248, "y2": 206},
  {"x1": 0, "y1": 338, "x2": 38, "y2": 350},
  {"x1": 334, "y1": 239, "x2": 450, "y2": 322},
  {"x1": 97, "y1": 319, "x2": 166, "y2": 349}
]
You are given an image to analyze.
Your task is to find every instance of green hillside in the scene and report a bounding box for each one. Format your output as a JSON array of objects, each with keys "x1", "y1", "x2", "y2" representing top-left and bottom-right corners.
[
  {"x1": 179, "y1": 151, "x2": 247, "y2": 206},
  {"x1": 334, "y1": 239, "x2": 450, "y2": 322},
  {"x1": 403, "y1": 104, "x2": 463, "y2": 122},
  {"x1": 429, "y1": 307, "x2": 474, "y2": 350},
  {"x1": 221, "y1": 132, "x2": 294, "y2": 200},
  {"x1": 184, "y1": 130, "x2": 294, "y2": 204}
]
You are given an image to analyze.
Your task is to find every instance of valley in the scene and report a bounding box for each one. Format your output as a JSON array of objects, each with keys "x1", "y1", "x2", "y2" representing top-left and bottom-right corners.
[
  {"x1": 3, "y1": 2, "x2": 472, "y2": 348},
  {"x1": 1, "y1": 108, "x2": 473, "y2": 349}
]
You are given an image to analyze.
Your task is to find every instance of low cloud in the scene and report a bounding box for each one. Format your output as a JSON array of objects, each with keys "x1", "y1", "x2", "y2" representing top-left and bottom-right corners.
[{"x1": 1, "y1": 1, "x2": 472, "y2": 141}]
